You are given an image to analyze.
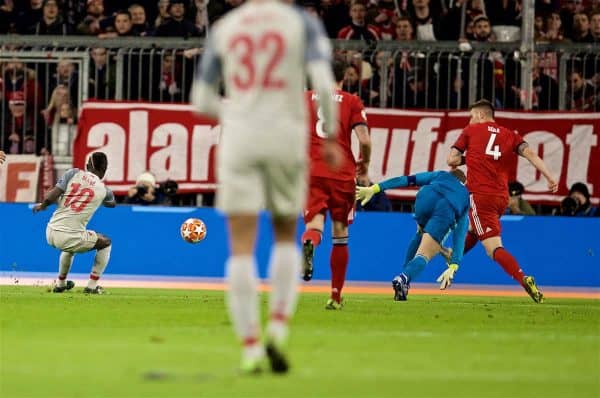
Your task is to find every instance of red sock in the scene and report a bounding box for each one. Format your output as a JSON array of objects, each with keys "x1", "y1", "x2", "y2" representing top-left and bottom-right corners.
[
  {"x1": 302, "y1": 229, "x2": 322, "y2": 247},
  {"x1": 493, "y1": 247, "x2": 525, "y2": 286},
  {"x1": 464, "y1": 232, "x2": 479, "y2": 254},
  {"x1": 330, "y1": 238, "x2": 349, "y2": 303}
]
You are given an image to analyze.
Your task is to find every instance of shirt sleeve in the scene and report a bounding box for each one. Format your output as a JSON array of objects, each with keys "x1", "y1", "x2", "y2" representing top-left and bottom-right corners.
[
  {"x1": 196, "y1": 31, "x2": 222, "y2": 85},
  {"x1": 378, "y1": 171, "x2": 441, "y2": 191},
  {"x1": 511, "y1": 130, "x2": 526, "y2": 153},
  {"x1": 301, "y1": 10, "x2": 332, "y2": 64},
  {"x1": 452, "y1": 128, "x2": 469, "y2": 153},
  {"x1": 103, "y1": 188, "x2": 115, "y2": 205},
  {"x1": 55, "y1": 168, "x2": 79, "y2": 191},
  {"x1": 450, "y1": 212, "x2": 469, "y2": 266},
  {"x1": 350, "y1": 95, "x2": 368, "y2": 128}
]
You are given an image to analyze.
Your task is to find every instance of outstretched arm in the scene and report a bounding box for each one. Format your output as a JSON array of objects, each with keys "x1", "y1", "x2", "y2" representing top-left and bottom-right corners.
[
  {"x1": 436, "y1": 212, "x2": 469, "y2": 290},
  {"x1": 519, "y1": 144, "x2": 558, "y2": 192},
  {"x1": 355, "y1": 171, "x2": 441, "y2": 206},
  {"x1": 32, "y1": 186, "x2": 64, "y2": 213}
]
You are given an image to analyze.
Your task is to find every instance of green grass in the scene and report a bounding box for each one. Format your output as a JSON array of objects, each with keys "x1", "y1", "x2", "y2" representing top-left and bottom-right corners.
[{"x1": 1, "y1": 286, "x2": 599, "y2": 398}]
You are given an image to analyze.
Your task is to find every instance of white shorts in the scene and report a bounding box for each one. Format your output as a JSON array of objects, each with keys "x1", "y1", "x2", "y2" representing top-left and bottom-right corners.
[
  {"x1": 217, "y1": 159, "x2": 306, "y2": 217},
  {"x1": 46, "y1": 227, "x2": 98, "y2": 253}
]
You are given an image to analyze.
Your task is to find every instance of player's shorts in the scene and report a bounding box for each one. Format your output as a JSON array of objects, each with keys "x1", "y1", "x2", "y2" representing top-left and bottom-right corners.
[
  {"x1": 414, "y1": 186, "x2": 455, "y2": 244},
  {"x1": 46, "y1": 227, "x2": 98, "y2": 253},
  {"x1": 303, "y1": 176, "x2": 355, "y2": 225},
  {"x1": 468, "y1": 193, "x2": 508, "y2": 240},
  {"x1": 216, "y1": 158, "x2": 306, "y2": 217}
]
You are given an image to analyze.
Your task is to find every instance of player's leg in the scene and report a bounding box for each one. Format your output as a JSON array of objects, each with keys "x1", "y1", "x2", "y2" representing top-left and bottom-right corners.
[
  {"x1": 327, "y1": 221, "x2": 348, "y2": 309},
  {"x1": 393, "y1": 233, "x2": 441, "y2": 301},
  {"x1": 266, "y1": 215, "x2": 300, "y2": 373},
  {"x1": 301, "y1": 177, "x2": 328, "y2": 281},
  {"x1": 404, "y1": 225, "x2": 424, "y2": 266},
  {"x1": 302, "y1": 213, "x2": 325, "y2": 281},
  {"x1": 82, "y1": 233, "x2": 112, "y2": 294},
  {"x1": 226, "y1": 214, "x2": 264, "y2": 371},
  {"x1": 46, "y1": 228, "x2": 76, "y2": 293}
]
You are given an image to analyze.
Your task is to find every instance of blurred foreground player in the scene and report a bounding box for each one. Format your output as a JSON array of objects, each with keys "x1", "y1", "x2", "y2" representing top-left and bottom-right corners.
[
  {"x1": 301, "y1": 60, "x2": 371, "y2": 310},
  {"x1": 33, "y1": 152, "x2": 115, "y2": 294},
  {"x1": 191, "y1": 0, "x2": 339, "y2": 374},
  {"x1": 356, "y1": 170, "x2": 470, "y2": 301},
  {"x1": 445, "y1": 99, "x2": 558, "y2": 302},
  {"x1": 0, "y1": 150, "x2": 5, "y2": 164}
]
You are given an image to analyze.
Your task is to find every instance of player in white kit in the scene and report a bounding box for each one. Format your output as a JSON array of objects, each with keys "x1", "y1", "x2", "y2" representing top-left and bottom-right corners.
[
  {"x1": 191, "y1": 0, "x2": 339, "y2": 374},
  {"x1": 33, "y1": 152, "x2": 115, "y2": 294}
]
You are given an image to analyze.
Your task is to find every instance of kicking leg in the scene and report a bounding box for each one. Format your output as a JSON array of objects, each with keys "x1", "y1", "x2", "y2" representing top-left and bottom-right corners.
[
  {"x1": 84, "y1": 234, "x2": 111, "y2": 294},
  {"x1": 301, "y1": 213, "x2": 324, "y2": 281},
  {"x1": 394, "y1": 233, "x2": 440, "y2": 301}
]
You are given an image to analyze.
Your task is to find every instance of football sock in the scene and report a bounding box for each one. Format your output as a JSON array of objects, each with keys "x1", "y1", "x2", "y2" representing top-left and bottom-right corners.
[
  {"x1": 57, "y1": 252, "x2": 74, "y2": 287},
  {"x1": 87, "y1": 245, "x2": 111, "y2": 289},
  {"x1": 463, "y1": 231, "x2": 479, "y2": 255},
  {"x1": 404, "y1": 231, "x2": 423, "y2": 265},
  {"x1": 330, "y1": 237, "x2": 349, "y2": 303},
  {"x1": 226, "y1": 255, "x2": 261, "y2": 348},
  {"x1": 267, "y1": 242, "x2": 301, "y2": 345},
  {"x1": 402, "y1": 254, "x2": 429, "y2": 282},
  {"x1": 493, "y1": 247, "x2": 526, "y2": 286},
  {"x1": 301, "y1": 229, "x2": 322, "y2": 247}
]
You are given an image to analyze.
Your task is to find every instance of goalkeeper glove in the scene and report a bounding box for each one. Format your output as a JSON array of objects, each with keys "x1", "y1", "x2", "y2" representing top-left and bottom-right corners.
[
  {"x1": 436, "y1": 264, "x2": 458, "y2": 290},
  {"x1": 355, "y1": 184, "x2": 380, "y2": 206}
]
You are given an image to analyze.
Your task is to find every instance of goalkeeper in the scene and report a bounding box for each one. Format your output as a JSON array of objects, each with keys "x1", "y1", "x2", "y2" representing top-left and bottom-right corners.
[{"x1": 356, "y1": 169, "x2": 470, "y2": 301}]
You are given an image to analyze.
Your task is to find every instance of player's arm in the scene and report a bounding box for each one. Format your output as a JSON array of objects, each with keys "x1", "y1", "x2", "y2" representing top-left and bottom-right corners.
[
  {"x1": 517, "y1": 143, "x2": 558, "y2": 192},
  {"x1": 354, "y1": 124, "x2": 371, "y2": 176},
  {"x1": 190, "y1": 33, "x2": 222, "y2": 119},
  {"x1": 436, "y1": 211, "x2": 469, "y2": 289},
  {"x1": 303, "y1": 12, "x2": 337, "y2": 138},
  {"x1": 447, "y1": 129, "x2": 468, "y2": 168},
  {"x1": 33, "y1": 168, "x2": 79, "y2": 213},
  {"x1": 355, "y1": 171, "x2": 442, "y2": 206},
  {"x1": 103, "y1": 188, "x2": 116, "y2": 208}
]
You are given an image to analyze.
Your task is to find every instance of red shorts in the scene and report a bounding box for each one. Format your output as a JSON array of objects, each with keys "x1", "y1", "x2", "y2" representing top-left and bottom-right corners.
[
  {"x1": 468, "y1": 193, "x2": 508, "y2": 240},
  {"x1": 304, "y1": 176, "x2": 355, "y2": 225}
]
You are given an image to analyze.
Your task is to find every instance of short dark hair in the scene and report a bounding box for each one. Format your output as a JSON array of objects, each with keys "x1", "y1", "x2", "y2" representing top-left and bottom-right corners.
[
  {"x1": 333, "y1": 59, "x2": 348, "y2": 83},
  {"x1": 469, "y1": 99, "x2": 495, "y2": 116},
  {"x1": 508, "y1": 181, "x2": 524, "y2": 196},
  {"x1": 88, "y1": 151, "x2": 108, "y2": 178},
  {"x1": 450, "y1": 169, "x2": 466, "y2": 183}
]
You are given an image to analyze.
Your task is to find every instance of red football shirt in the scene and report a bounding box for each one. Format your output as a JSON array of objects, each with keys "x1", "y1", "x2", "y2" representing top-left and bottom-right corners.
[
  {"x1": 453, "y1": 121, "x2": 525, "y2": 198},
  {"x1": 306, "y1": 89, "x2": 368, "y2": 181}
]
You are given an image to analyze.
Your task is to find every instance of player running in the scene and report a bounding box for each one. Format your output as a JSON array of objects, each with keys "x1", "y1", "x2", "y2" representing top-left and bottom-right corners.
[
  {"x1": 444, "y1": 99, "x2": 558, "y2": 303},
  {"x1": 191, "y1": 0, "x2": 339, "y2": 374},
  {"x1": 33, "y1": 152, "x2": 115, "y2": 294},
  {"x1": 356, "y1": 169, "x2": 470, "y2": 301},
  {"x1": 301, "y1": 60, "x2": 371, "y2": 310}
]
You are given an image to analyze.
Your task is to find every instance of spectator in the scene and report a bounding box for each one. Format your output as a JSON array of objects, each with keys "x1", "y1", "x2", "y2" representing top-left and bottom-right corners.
[
  {"x1": 51, "y1": 102, "x2": 75, "y2": 156},
  {"x1": 569, "y1": 182, "x2": 599, "y2": 216},
  {"x1": 541, "y1": 11, "x2": 566, "y2": 41},
  {"x1": 30, "y1": 0, "x2": 72, "y2": 35},
  {"x1": 88, "y1": 47, "x2": 115, "y2": 99},
  {"x1": 337, "y1": 0, "x2": 381, "y2": 41},
  {"x1": 77, "y1": 0, "x2": 106, "y2": 35},
  {"x1": 16, "y1": 0, "x2": 43, "y2": 34},
  {"x1": 99, "y1": 9, "x2": 134, "y2": 38},
  {"x1": 487, "y1": 0, "x2": 521, "y2": 26},
  {"x1": 42, "y1": 84, "x2": 71, "y2": 127},
  {"x1": 395, "y1": 16, "x2": 414, "y2": 41},
  {"x1": 321, "y1": 0, "x2": 351, "y2": 38},
  {"x1": 342, "y1": 64, "x2": 361, "y2": 95},
  {"x1": 408, "y1": 0, "x2": 438, "y2": 41},
  {"x1": 155, "y1": 0, "x2": 170, "y2": 27},
  {"x1": 506, "y1": 181, "x2": 536, "y2": 215},
  {"x1": 155, "y1": 53, "x2": 182, "y2": 102},
  {"x1": 155, "y1": 0, "x2": 202, "y2": 37},
  {"x1": 0, "y1": 0, "x2": 14, "y2": 33},
  {"x1": 372, "y1": 0, "x2": 397, "y2": 40},
  {"x1": 356, "y1": 175, "x2": 392, "y2": 212},
  {"x1": 572, "y1": 12, "x2": 594, "y2": 41},
  {"x1": 591, "y1": 10, "x2": 600, "y2": 41},
  {"x1": 207, "y1": 0, "x2": 243, "y2": 25},
  {"x1": 129, "y1": 3, "x2": 150, "y2": 35},
  {"x1": 566, "y1": 70, "x2": 598, "y2": 110},
  {"x1": 472, "y1": 15, "x2": 493, "y2": 41},
  {"x1": 190, "y1": 0, "x2": 209, "y2": 34},
  {"x1": 560, "y1": 0, "x2": 585, "y2": 38},
  {"x1": 511, "y1": 53, "x2": 559, "y2": 110},
  {"x1": 5, "y1": 91, "x2": 32, "y2": 154},
  {"x1": 554, "y1": 196, "x2": 578, "y2": 216}
]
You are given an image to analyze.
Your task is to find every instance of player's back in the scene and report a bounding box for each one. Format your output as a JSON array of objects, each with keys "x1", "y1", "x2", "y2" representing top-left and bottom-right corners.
[
  {"x1": 214, "y1": 1, "x2": 308, "y2": 150},
  {"x1": 48, "y1": 168, "x2": 109, "y2": 233},
  {"x1": 305, "y1": 89, "x2": 366, "y2": 181},
  {"x1": 459, "y1": 122, "x2": 522, "y2": 198},
  {"x1": 428, "y1": 171, "x2": 470, "y2": 217}
]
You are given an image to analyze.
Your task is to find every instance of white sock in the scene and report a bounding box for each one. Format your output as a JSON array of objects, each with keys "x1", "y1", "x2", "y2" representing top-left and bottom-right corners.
[
  {"x1": 267, "y1": 242, "x2": 301, "y2": 345},
  {"x1": 88, "y1": 245, "x2": 111, "y2": 289},
  {"x1": 226, "y1": 255, "x2": 261, "y2": 354},
  {"x1": 57, "y1": 252, "x2": 74, "y2": 287}
]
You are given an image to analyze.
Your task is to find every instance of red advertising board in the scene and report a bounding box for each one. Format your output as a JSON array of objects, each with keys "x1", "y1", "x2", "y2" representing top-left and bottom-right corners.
[{"x1": 74, "y1": 102, "x2": 600, "y2": 204}]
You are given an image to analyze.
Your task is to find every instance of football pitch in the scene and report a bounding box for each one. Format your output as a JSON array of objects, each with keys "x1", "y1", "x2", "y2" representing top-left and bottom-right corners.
[{"x1": 1, "y1": 286, "x2": 598, "y2": 398}]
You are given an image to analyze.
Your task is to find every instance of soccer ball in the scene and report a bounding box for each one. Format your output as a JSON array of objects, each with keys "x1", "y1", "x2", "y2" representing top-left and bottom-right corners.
[{"x1": 180, "y1": 218, "x2": 207, "y2": 244}]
